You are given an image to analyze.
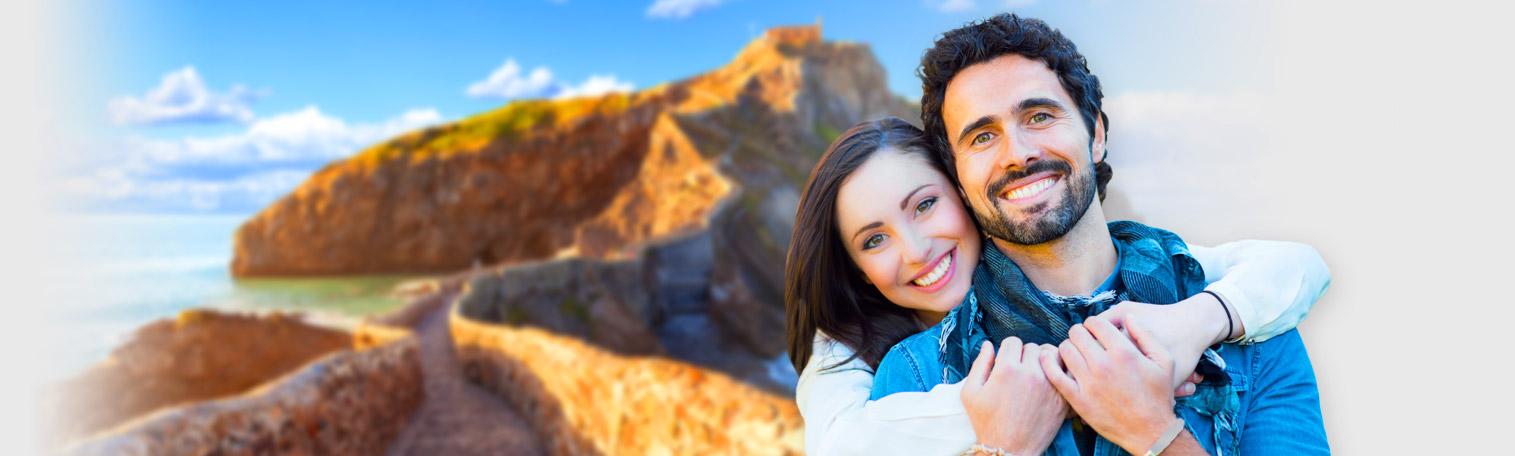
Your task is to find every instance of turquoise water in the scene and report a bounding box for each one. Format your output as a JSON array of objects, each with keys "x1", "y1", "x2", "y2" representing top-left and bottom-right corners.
[{"x1": 42, "y1": 213, "x2": 425, "y2": 381}]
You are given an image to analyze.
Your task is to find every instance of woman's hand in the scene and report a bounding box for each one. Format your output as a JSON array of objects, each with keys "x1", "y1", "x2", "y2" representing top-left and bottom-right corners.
[
  {"x1": 1100, "y1": 296, "x2": 1231, "y2": 391},
  {"x1": 960, "y1": 338, "x2": 1067, "y2": 456}
]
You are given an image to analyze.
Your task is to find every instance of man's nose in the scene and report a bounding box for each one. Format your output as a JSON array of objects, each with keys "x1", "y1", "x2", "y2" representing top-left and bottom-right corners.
[{"x1": 992, "y1": 133, "x2": 1041, "y2": 170}]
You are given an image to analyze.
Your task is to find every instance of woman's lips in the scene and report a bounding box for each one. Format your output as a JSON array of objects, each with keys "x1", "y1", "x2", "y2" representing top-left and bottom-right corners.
[{"x1": 909, "y1": 247, "x2": 956, "y2": 293}]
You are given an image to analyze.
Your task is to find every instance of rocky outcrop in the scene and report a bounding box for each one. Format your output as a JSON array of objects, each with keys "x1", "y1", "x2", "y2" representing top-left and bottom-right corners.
[
  {"x1": 452, "y1": 293, "x2": 804, "y2": 456},
  {"x1": 62, "y1": 337, "x2": 422, "y2": 456},
  {"x1": 232, "y1": 24, "x2": 911, "y2": 283},
  {"x1": 41, "y1": 310, "x2": 353, "y2": 448}
]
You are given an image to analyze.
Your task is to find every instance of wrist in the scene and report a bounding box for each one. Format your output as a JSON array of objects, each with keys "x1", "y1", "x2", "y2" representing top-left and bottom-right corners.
[
  {"x1": 1119, "y1": 412, "x2": 1182, "y2": 454},
  {"x1": 1194, "y1": 290, "x2": 1232, "y2": 346}
]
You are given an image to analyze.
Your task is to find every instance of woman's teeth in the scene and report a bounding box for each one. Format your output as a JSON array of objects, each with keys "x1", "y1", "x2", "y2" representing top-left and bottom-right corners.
[
  {"x1": 913, "y1": 252, "x2": 952, "y2": 287},
  {"x1": 1005, "y1": 177, "x2": 1055, "y2": 200}
]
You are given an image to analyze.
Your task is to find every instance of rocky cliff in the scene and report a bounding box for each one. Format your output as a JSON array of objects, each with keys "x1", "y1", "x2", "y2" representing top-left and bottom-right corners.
[{"x1": 232, "y1": 24, "x2": 911, "y2": 284}]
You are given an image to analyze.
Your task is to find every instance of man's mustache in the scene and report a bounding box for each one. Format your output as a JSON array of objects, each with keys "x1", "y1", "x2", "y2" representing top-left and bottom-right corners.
[{"x1": 985, "y1": 159, "x2": 1072, "y2": 201}]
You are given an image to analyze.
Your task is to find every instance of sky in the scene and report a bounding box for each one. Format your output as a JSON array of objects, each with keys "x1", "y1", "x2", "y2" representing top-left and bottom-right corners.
[{"x1": 54, "y1": 0, "x2": 1282, "y2": 214}]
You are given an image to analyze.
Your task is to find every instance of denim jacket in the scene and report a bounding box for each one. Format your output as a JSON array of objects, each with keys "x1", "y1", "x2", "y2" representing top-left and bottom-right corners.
[{"x1": 870, "y1": 223, "x2": 1329, "y2": 455}]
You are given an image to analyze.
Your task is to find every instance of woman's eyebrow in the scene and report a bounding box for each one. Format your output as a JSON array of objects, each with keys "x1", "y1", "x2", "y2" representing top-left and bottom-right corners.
[
  {"x1": 851, "y1": 221, "x2": 883, "y2": 242},
  {"x1": 899, "y1": 184, "x2": 930, "y2": 210}
]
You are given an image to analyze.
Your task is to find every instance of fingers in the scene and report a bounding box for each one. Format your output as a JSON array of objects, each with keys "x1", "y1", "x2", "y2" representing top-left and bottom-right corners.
[
  {"x1": 992, "y1": 337, "x2": 1024, "y2": 377},
  {"x1": 1188, "y1": 372, "x2": 1203, "y2": 384},
  {"x1": 1020, "y1": 343, "x2": 1046, "y2": 377},
  {"x1": 964, "y1": 340, "x2": 995, "y2": 390},
  {"x1": 1083, "y1": 316, "x2": 1142, "y2": 360},
  {"x1": 1058, "y1": 340, "x2": 1089, "y2": 381},
  {"x1": 1173, "y1": 381, "x2": 1197, "y2": 398},
  {"x1": 1066, "y1": 323, "x2": 1109, "y2": 368},
  {"x1": 1127, "y1": 316, "x2": 1173, "y2": 369},
  {"x1": 1040, "y1": 345, "x2": 1080, "y2": 398}
]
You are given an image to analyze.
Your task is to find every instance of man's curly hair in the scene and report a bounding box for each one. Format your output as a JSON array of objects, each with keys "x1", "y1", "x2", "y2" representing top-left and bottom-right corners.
[{"x1": 918, "y1": 13, "x2": 1113, "y2": 201}]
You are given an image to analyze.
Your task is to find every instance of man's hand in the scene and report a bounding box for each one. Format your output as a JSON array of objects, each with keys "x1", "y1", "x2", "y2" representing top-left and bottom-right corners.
[
  {"x1": 961, "y1": 337, "x2": 1067, "y2": 456},
  {"x1": 1100, "y1": 296, "x2": 1231, "y2": 389},
  {"x1": 1040, "y1": 316, "x2": 1181, "y2": 454}
]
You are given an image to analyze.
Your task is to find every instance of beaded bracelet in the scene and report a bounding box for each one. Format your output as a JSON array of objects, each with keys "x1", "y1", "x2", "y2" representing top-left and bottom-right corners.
[{"x1": 960, "y1": 443, "x2": 1012, "y2": 456}]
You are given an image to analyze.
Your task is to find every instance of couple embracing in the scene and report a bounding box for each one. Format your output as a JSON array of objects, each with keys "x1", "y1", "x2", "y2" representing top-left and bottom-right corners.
[{"x1": 784, "y1": 14, "x2": 1329, "y2": 456}]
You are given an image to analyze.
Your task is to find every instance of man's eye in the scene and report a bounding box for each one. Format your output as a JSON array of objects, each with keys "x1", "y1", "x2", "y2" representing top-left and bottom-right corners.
[
  {"x1": 1030, "y1": 113, "x2": 1051, "y2": 124},
  {"x1": 863, "y1": 233, "x2": 886, "y2": 250},
  {"x1": 915, "y1": 197, "x2": 936, "y2": 215},
  {"x1": 972, "y1": 132, "x2": 995, "y2": 145}
]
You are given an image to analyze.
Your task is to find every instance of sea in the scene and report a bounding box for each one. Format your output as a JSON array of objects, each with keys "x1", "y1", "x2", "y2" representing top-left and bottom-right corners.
[{"x1": 40, "y1": 213, "x2": 425, "y2": 382}]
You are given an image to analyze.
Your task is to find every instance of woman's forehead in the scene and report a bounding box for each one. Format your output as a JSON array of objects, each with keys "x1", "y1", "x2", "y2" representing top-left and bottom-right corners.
[{"x1": 835, "y1": 151, "x2": 946, "y2": 227}]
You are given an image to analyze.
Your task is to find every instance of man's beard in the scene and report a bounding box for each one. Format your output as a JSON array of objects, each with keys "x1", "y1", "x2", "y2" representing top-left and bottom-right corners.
[{"x1": 974, "y1": 158, "x2": 1097, "y2": 246}]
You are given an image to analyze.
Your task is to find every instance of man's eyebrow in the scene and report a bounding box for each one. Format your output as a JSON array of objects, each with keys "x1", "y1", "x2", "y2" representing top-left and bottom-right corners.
[
  {"x1": 955, "y1": 115, "x2": 999, "y2": 146},
  {"x1": 1017, "y1": 97, "x2": 1067, "y2": 114},
  {"x1": 851, "y1": 221, "x2": 883, "y2": 243},
  {"x1": 899, "y1": 184, "x2": 931, "y2": 210}
]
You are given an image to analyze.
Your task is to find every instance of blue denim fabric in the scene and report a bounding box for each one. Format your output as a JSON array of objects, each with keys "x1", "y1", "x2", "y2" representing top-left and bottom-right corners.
[
  {"x1": 869, "y1": 222, "x2": 1329, "y2": 455},
  {"x1": 872, "y1": 323, "x2": 1328, "y2": 455}
]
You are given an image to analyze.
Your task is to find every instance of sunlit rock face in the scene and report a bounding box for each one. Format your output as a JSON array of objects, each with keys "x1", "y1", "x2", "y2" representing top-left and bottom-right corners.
[{"x1": 231, "y1": 24, "x2": 911, "y2": 283}]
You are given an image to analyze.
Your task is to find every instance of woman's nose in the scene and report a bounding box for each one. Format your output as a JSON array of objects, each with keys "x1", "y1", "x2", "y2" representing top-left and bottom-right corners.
[{"x1": 901, "y1": 229, "x2": 931, "y2": 266}]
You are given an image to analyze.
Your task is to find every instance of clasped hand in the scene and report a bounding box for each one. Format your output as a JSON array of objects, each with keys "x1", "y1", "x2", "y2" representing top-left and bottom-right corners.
[{"x1": 960, "y1": 315, "x2": 1195, "y2": 455}]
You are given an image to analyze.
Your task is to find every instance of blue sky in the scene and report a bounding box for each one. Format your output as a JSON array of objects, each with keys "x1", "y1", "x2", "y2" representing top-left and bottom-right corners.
[{"x1": 57, "y1": 0, "x2": 1281, "y2": 214}]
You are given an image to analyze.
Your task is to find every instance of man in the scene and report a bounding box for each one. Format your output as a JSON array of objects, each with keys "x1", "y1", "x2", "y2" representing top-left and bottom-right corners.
[{"x1": 869, "y1": 14, "x2": 1328, "y2": 456}]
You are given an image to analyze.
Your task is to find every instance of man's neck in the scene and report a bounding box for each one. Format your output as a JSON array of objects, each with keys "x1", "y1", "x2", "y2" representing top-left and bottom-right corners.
[{"x1": 990, "y1": 203, "x2": 1118, "y2": 297}]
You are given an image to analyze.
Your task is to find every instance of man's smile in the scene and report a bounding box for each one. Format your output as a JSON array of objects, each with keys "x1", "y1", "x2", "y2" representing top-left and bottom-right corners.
[{"x1": 999, "y1": 172, "x2": 1060, "y2": 203}]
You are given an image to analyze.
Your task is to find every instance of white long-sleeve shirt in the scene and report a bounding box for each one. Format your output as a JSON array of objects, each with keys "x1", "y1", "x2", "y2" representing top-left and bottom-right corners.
[{"x1": 795, "y1": 240, "x2": 1331, "y2": 456}]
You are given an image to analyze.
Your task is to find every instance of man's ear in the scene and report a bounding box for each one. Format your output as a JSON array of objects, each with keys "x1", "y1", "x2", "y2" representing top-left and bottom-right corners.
[{"x1": 1092, "y1": 113, "x2": 1108, "y2": 164}]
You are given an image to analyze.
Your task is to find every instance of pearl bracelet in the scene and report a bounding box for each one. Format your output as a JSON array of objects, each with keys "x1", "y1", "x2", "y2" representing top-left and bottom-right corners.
[{"x1": 961, "y1": 443, "x2": 1012, "y2": 456}]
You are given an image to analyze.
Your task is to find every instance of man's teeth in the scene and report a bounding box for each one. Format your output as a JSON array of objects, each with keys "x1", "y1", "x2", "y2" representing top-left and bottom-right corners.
[
  {"x1": 1005, "y1": 177, "x2": 1055, "y2": 200},
  {"x1": 914, "y1": 252, "x2": 953, "y2": 287}
]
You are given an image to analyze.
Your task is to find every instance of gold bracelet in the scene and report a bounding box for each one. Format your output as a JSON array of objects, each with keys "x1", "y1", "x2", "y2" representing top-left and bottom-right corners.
[
  {"x1": 1143, "y1": 418, "x2": 1187, "y2": 456},
  {"x1": 961, "y1": 443, "x2": 1012, "y2": 456}
]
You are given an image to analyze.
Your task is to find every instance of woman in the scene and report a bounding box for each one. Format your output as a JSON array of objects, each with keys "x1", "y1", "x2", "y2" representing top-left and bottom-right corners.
[{"x1": 785, "y1": 117, "x2": 1329, "y2": 455}]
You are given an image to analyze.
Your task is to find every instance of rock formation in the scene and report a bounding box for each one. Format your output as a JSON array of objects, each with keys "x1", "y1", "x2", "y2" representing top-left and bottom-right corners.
[{"x1": 49, "y1": 309, "x2": 425, "y2": 456}]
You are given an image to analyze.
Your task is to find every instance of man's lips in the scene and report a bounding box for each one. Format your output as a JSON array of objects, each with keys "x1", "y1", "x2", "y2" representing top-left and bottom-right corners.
[{"x1": 1000, "y1": 172, "x2": 1060, "y2": 202}]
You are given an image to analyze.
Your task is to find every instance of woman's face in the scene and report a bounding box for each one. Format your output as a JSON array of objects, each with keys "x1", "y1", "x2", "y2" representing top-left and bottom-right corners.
[{"x1": 835, "y1": 148, "x2": 981, "y2": 323}]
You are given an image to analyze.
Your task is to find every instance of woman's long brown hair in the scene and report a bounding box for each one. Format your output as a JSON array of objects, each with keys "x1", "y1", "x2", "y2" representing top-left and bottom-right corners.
[{"x1": 785, "y1": 117, "x2": 958, "y2": 374}]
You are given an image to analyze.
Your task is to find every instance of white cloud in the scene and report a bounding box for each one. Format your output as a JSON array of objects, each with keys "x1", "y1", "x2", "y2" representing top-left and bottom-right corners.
[
  {"x1": 465, "y1": 59, "x2": 632, "y2": 100},
  {"x1": 556, "y1": 75, "x2": 634, "y2": 99},
  {"x1": 127, "y1": 106, "x2": 442, "y2": 165},
  {"x1": 646, "y1": 0, "x2": 723, "y2": 19},
  {"x1": 1098, "y1": 90, "x2": 1282, "y2": 241},
  {"x1": 108, "y1": 66, "x2": 267, "y2": 126},
  {"x1": 60, "y1": 106, "x2": 444, "y2": 212},
  {"x1": 931, "y1": 0, "x2": 977, "y2": 12},
  {"x1": 465, "y1": 59, "x2": 559, "y2": 99}
]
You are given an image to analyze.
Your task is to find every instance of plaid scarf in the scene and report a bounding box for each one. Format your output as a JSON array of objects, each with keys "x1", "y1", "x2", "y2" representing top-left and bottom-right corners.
[{"x1": 940, "y1": 220, "x2": 1230, "y2": 388}]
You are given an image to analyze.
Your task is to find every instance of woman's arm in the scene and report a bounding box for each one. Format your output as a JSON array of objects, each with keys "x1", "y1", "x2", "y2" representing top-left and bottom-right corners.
[
  {"x1": 1102, "y1": 239, "x2": 1331, "y2": 386},
  {"x1": 1189, "y1": 240, "x2": 1331, "y2": 344},
  {"x1": 798, "y1": 334, "x2": 974, "y2": 456}
]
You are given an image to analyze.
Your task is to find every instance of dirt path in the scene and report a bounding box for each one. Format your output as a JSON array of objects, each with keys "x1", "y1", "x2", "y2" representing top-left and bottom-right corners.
[{"x1": 383, "y1": 302, "x2": 544, "y2": 456}]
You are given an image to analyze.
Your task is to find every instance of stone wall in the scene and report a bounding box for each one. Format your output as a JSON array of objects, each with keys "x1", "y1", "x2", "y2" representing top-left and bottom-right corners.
[{"x1": 451, "y1": 299, "x2": 804, "y2": 456}]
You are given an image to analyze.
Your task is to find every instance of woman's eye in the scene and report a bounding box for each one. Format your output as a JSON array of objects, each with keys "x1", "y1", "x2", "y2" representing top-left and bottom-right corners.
[
  {"x1": 1030, "y1": 113, "x2": 1051, "y2": 124},
  {"x1": 972, "y1": 131, "x2": 995, "y2": 145},
  {"x1": 863, "y1": 233, "x2": 886, "y2": 250},
  {"x1": 915, "y1": 197, "x2": 936, "y2": 215}
]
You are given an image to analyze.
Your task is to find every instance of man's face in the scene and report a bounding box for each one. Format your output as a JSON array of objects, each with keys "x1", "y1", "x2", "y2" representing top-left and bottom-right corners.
[{"x1": 942, "y1": 54, "x2": 1104, "y2": 245}]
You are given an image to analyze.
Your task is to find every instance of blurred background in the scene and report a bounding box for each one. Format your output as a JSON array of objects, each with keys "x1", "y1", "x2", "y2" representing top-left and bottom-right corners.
[{"x1": 1, "y1": 0, "x2": 1509, "y2": 454}]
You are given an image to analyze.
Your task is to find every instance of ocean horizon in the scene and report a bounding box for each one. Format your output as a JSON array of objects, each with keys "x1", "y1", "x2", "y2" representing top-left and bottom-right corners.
[{"x1": 41, "y1": 212, "x2": 425, "y2": 381}]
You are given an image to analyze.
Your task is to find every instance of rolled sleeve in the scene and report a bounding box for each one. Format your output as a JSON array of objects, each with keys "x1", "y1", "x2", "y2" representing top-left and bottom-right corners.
[
  {"x1": 1188, "y1": 240, "x2": 1332, "y2": 344},
  {"x1": 797, "y1": 334, "x2": 974, "y2": 456}
]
